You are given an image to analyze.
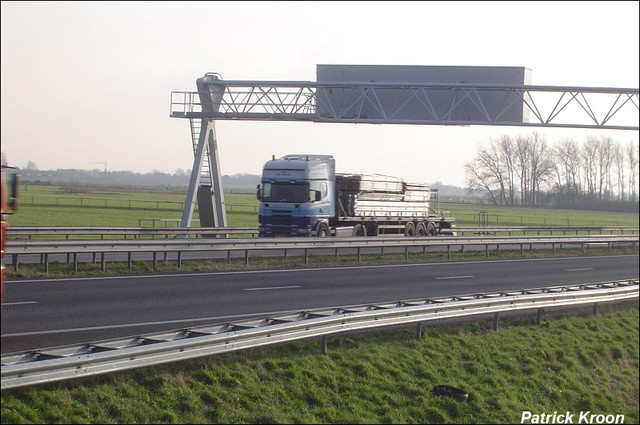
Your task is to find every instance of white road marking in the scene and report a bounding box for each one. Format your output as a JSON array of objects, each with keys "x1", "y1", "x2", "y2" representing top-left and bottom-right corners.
[
  {"x1": 0, "y1": 307, "x2": 313, "y2": 338},
  {"x1": 2, "y1": 301, "x2": 38, "y2": 306},
  {"x1": 434, "y1": 276, "x2": 474, "y2": 280},
  {"x1": 565, "y1": 268, "x2": 594, "y2": 272},
  {"x1": 245, "y1": 285, "x2": 302, "y2": 291},
  {"x1": 5, "y1": 254, "x2": 634, "y2": 284}
]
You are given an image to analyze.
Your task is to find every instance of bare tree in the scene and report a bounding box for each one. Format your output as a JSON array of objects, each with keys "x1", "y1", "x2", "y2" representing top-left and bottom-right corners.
[
  {"x1": 514, "y1": 135, "x2": 531, "y2": 206},
  {"x1": 628, "y1": 141, "x2": 639, "y2": 202},
  {"x1": 595, "y1": 136, "x2": 615, "y2": 200},
  {"x1": 582, "y1": 137, "x2": 599, "y2": 198},
  {"x1": 612, "y1": 141, "x2": 625, "y2": 201},
  {"x1": 496, "y1": 135, "x2": 517, "y2": 206},
  {"x1": 552, "y1": 138, "x2": 582, "y2": 205},
  {"x1": 464, "y1": 160, "x2": 500, "y2": 205},
  {"x1": 528, "y1": 132, "x2": 555, "y2": 206}
]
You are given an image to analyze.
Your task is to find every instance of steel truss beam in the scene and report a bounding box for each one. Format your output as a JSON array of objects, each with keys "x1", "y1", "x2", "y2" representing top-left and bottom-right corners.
[
  {"x1": 171, "y1": 78, "x2": 638, "y2": 229},
  {"x1": 172, "y1": 81, "x2": 639, "y2": 130}
]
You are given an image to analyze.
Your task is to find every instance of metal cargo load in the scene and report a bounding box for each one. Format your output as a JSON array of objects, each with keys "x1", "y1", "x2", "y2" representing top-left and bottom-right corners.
[{"x1": 336, "y1": 173, "x2": 431, "y2": 218}]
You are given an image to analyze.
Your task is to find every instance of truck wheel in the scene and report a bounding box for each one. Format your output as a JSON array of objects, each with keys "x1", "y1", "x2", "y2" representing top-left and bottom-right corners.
[
  {"x1": 416, "y1": 222, "x2": 427, "y2": 237},
  {"x1": 353, "y1": 224, "x2": 367, "y2": 237},
  {"x1": 427, "y1": 222, "x2": 437, "y2": 237},
  {"x1": 317, "y1": 223, "x2": 329, "y2": 237},
  {"x1": 404, "y1": 222, "x2": 415, "y2": 237}
]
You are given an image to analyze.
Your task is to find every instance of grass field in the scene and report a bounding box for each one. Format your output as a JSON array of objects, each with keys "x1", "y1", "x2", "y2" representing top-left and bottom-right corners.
[
  {"x1": 12, "y1": 184, "x2": 258, "y2": 227},
  {"x1": 2, "y1": 184, "x2": 638, "y2": 423},
  {"x1": 1, "y1": 305, "x2": 637, "y2": 424},
  {"x1": 9, "y1": 184, "x2": 640, "y2": 228}
]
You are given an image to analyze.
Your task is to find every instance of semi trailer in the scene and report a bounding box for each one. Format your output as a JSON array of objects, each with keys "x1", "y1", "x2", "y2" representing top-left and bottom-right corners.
[{"x1": 257, "y1": 154, "x2": 454, "y2": 237}]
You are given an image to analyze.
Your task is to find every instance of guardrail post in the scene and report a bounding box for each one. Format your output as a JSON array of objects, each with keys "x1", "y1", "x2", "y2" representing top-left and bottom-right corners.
[
  {"x1": 43, "y1": 254, "x2": 49, "y2": 273},
  {"x1": 127, "y1": 252, "x2": 132, "y2": 271},
  {"x1": 404, "y1": 247, "x2": 409, "y2": 261},
  {"x1": 582, "y1": 242, "x2": 585, "y2": 254},
  {"x1": 321, "y1": 335, "x2": 328, "y2": 355},
  {"x1": 485, "y1": 245, "x2": 489, "y2": 257},
  {"x1": 447, "y1": 245, "x2": 451, "y2": 259},
  {"x1": 493, "y1": 312, "x2": 499, "y2": 331},
  {"x1": 335, "y1": 248, "x2": 339, "y2": 259},
  {"x1": 245, "y1": 250, "x2": 249, "y2": 265},
  {"x1": 101, "y1": 253, "x2": 105, "y2": 271},
  {"x1": 73, "y1": 253, "x2": 78, "y2": 273},
  {"x1": 227, "y1": 250, "x2": 231, "y2": 263},
  {"x1": 357, "y1": 247, "x2": 361, "y2": 262},
  {"x1": 552, "y1": 243, "x2": 556, "y2": 255},
  {"x1": 12, "y1": 254, "x2": 18, "y2": 272},
  {"x1": 177, "y1": 252, "x2": 182, "y2": 268},
  {"x1": 536, "y1": 308, "x2": 543, "y2": 325},
  {"x1": 284, "y1": 249, "x2": 288, "y2": 260},
  {"x1": 416, "y1": 322, "x2": 423, "y2": 339},
  {"x1": 153, "y1": 252, "x2": 157, "y2": 269},
  {"x1": 520, "y1": 244, "x2": 524, "y2": 256},
  {"x1": 593, "y1": 303, "x2": 598, "y2": 316},
  {"x1": 304, "y1": 249, "x2": 309, "y2": 265}
]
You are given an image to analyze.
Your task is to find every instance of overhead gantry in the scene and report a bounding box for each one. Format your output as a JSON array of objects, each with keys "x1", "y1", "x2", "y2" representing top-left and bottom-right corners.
[{"x1": 170, "y1": 67, "x2": 639, "y2": 229}]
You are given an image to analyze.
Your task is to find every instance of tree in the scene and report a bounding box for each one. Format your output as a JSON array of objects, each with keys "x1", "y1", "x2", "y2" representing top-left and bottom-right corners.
[
  {"x1": 628, "y1": 141, "x2": 639, "y2": 202},
  {"x1": 551, "y1": 138, "x2": 582, "y2": 206},
  {"x1": 613, "y1": 141, "x2": 625, "y2": 201},
  {"x1": 581, "y1": 137, "x2": 599, "y2": 198}
]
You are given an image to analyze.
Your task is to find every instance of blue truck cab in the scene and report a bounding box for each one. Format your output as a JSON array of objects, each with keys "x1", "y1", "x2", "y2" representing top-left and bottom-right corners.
[{"x1": 257, "y1": 155, "x2": 336, "y2": 237}]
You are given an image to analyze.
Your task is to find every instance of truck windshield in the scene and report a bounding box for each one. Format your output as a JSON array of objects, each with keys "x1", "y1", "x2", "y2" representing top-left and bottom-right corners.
[{"x1": 262, "y1": 182, "x2": 310, "y2": 203}]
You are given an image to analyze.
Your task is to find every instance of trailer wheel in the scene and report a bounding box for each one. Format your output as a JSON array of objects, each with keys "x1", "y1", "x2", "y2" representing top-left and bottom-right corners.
[
  {"x1": 365, "y1": 223, "x2": 379, "y2": 237},
  {"x1": 427, "y1": 222, "x2": 437, "y2": 237},
  {"x1": 404, "y1": 222, "x2": 416, "y2": 237},
  {"x1": 416, "y1": 222, "x2": 427, "y2": 237},
  {"x1": 353, "y1": 224, "x2": 367, "y2": 237},
  {"x1": 317, "y1": 223, "x2": 329, "y2": 237}
]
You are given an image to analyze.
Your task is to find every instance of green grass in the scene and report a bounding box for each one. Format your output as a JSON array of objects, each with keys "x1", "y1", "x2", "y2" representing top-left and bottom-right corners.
[
  {"x1": 440, "y1": 201, "x2": 639, "y2": 227},
  {"x1": 2, "y1": 305, "x2": 637, "y2": 424},
  {"x1": 9, "y1": 184, "x2": 639, "y2": 228},
  {"x1": 4, "y1": 183, "x2": 638, "y2": 278},
  {"x1": 2, "y1": 184, "x2": 638, "y2": 423},
  {"x1": 11, "y1": 185, "x2": 257, "y2": 228}
]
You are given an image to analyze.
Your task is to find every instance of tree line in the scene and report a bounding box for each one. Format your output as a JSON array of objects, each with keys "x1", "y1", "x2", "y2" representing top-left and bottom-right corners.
[{"x1": 464, "y1": 133, "x2": 639, "y2": 210}]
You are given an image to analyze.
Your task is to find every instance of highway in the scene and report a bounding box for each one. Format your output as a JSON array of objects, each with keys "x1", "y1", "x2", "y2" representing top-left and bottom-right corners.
[{"x1": 1, "y1": 254, "x2": 638, "y2": 354}]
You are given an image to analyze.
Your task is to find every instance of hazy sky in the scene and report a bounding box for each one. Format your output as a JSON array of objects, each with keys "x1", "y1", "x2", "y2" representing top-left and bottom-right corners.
[{"x1": 1, "y1": 1, "x2": 638, "y2": 187}]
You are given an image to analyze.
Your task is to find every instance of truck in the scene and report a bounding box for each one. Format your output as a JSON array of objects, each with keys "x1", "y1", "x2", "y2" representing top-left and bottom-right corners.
[
  {"x1": 257, "y1": 154, "x2": 454, "y2": 237},
  {"x1": 1, "y1": 153, "x2": 19, "y2": 305}
]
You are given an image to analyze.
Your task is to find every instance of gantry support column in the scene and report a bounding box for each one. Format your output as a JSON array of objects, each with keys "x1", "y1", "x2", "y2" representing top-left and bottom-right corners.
[{"x1": 180, "y1": 73, "x2": 227, "y2": 230}]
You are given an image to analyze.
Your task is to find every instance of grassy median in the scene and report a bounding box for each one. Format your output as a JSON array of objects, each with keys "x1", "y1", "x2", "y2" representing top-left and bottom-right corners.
[{"x1": 1, "y1": 304, "x2": 638, "y2": 424}]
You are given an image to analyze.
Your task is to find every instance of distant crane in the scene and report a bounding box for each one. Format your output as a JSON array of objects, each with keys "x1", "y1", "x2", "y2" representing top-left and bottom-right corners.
[{"x1": 91, "y1": 161, "x2": 107, "y2": 172}]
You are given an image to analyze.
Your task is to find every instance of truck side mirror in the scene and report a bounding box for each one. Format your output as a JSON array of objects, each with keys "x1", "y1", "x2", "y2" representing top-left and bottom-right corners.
[{"x1": 256, "y1": 184, "x2": 262, "y2": 201}]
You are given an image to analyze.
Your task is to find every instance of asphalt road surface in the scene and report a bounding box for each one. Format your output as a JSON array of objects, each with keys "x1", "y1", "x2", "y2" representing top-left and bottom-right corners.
[{"x1": 1, "y1": 254, "x2": 638, "y2": 354}]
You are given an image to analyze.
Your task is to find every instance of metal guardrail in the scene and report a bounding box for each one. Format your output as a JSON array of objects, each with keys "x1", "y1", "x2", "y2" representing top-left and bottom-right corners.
[
  {"x1": 2, "y1": 279, "x2": 637, "y2": 390},
  {"x1": 7, "y1": 225, "x2": 639, "y2": 240},
  {"x1": 7, "y1": 226, "x2": 258, "y2": 239},
  {"x1": 5, "y1": 234, "x2": 639, "y2": 272},
  {"x1": 450, "y1": 226, "x2": 639, "y2": 236}
]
